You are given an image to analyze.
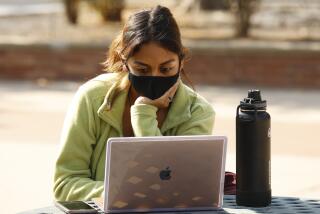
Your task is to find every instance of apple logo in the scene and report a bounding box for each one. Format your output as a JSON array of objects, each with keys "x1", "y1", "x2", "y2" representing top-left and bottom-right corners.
[{"x1": 159, "y1": 167, "x2": 171, "y2": 180}]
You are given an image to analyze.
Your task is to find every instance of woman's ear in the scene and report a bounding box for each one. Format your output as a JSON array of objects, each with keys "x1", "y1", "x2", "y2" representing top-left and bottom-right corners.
[
  {"x1": 123, "y1": 61, "x2": 131, "y2": 72},
  {"x1": 123, "y1": 64, "x2": 128, "y2": 72}
]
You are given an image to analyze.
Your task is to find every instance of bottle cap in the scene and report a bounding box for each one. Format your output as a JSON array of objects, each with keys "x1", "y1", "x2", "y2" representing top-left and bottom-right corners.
[{"x1": 240, "y1": 90, "x2": 267, "y2": 110}]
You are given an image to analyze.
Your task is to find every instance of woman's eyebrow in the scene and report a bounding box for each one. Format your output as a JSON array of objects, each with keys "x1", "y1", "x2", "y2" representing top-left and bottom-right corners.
[
  {"x1": 133, "y1": 61, "x2": 150, "y2": 67},
  {"x1": 160, "y1": 59, "x2": 175, "y2": 65},
  {"x1": 134, "y1": 59, "x2": 175, "y2": 67}
]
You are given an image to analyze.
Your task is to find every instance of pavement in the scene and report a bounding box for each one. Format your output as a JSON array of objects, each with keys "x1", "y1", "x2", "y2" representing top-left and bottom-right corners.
[{"x1": 0, "y1": 80, "x2": 320, "y2": 214}]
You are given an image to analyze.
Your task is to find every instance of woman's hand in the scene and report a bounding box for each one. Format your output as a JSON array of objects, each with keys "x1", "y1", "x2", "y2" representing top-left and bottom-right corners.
[{"x1": 134, "y1": 81, "x2": 179, "y2": 109}]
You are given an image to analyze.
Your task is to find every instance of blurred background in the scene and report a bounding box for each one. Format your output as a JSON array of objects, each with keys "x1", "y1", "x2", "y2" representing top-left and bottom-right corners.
[{"x1": 0, "y1": 0, "x2": 319, "y2": 213}]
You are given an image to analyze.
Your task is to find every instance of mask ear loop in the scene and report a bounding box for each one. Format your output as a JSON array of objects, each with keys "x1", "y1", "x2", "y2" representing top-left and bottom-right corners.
[
  {"x1": 125, "y1": 63, "x2": 130, "y2": 72},
  {"x1": 120, "y1": 57, "x2": 134, "y2": 104},
  {"x1": 119, "y1": 52, "x2": 130, "y2": 72},
  {"x1": 123, "y1": 58, "x2": 129, "y2": 72},
  {"x1": 178, "y1": 52, "x2": 185, "y2": 73},
  {"x1": 177, "y1": 53, "x2": 184, "y2": 78}
]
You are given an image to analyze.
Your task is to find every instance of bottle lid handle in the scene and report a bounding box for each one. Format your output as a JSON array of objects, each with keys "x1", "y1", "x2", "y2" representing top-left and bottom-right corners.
[{"x1": 237, "y1": 104, "x2": 258, "y2": 120}]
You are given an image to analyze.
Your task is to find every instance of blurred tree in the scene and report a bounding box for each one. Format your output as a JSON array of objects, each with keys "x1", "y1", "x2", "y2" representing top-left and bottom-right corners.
[
  {"x1": 64, "y1": 0, "x2": 79, "y2": 24},
  {"x1": 64, "y1": 0, "x2": 124, "y2": 25},
  {"x1": 96, "y1": 0, "x2": 124, "y2": 21},
  {"x1": 199, "y1": 0, "x2": 230, "y2": 10},
  {"x1": 185, "y1": 0, "x2": 259, "y2": 38},
  {"x1": 229, "y1": 0, "x2": 260, "y2": 37}
]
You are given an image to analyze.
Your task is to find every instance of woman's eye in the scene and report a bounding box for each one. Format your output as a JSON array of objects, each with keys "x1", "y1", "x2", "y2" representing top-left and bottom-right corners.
[
  {"x1": 137, "y1": 68, "x2": 148, "y2": 73},
  {"x1": 160, "y1": 67, "x2": 173, "y2": 73}
]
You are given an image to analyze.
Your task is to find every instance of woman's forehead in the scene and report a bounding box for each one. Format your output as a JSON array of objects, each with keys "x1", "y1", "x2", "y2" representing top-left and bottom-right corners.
[{"x1": 129, "y1": 42, "x2": 179, "y2": 65}]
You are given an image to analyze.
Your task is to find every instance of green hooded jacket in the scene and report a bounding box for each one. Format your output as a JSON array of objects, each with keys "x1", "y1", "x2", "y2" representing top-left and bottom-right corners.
[{"x1": 53, "y1": 73, "x2": 215, "y2": 201}]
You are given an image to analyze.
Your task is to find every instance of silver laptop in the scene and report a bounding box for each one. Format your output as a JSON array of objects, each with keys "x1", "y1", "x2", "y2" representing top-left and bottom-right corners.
[{"x1": 103, "y1": 135, "x2": 227, "y2": 213}]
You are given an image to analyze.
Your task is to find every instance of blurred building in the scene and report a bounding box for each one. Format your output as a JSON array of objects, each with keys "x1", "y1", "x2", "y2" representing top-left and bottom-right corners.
[{"x1": 0, "y1": 0, "x2": 319, "y2": 88}]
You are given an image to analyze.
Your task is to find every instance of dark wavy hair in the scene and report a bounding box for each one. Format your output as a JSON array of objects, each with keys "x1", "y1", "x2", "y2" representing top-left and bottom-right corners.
[{"x1": 102, "y1": 5, "x2": 191, "y2": 91}]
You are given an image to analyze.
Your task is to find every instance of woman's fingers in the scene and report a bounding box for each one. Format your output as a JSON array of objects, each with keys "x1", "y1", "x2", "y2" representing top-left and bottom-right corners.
[
  {"x1": 156, "y1": 81, "x2": 179, "y2": 107},
  {"x1": 133, "y1": 81, "x2": 180, "y2": 108},
  {"x1": 134, "y1": 96, "x2": 153, "y2": 105},
  {"x1": 162, "y1": 81, "x2": 179, "y2": 99}
]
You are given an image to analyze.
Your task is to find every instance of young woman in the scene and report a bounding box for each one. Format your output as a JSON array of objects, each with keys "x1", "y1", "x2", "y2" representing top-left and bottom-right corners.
[{"x1": 54, "y1": 5, "x2": 215, "y2": 201}]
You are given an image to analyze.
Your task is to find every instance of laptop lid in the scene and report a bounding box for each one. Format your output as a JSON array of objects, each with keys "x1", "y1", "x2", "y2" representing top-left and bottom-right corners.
[{"x1": 103, "y1": 135, "x2": 227, "y2": 213}]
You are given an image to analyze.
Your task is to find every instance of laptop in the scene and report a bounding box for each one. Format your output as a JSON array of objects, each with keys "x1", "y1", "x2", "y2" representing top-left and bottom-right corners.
[{"x1": 102, "y1": 135, "x2": 227, "y2": 213}]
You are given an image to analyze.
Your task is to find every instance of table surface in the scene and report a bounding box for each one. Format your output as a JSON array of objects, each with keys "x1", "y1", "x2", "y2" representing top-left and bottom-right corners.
[{"x1": 18, "y1": 195, "x2": 320, "y2": 214}]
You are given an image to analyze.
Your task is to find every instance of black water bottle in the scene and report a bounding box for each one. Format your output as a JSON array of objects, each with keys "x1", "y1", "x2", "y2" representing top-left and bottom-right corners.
[{"x1": 236, "y1": 90, "x2": 271, "y2": 207}]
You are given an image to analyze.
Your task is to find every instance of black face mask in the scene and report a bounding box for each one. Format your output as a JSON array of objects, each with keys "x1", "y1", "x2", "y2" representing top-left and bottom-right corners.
[{"x1": 128, "y1": 71, "x2": 179, "y2": 100}]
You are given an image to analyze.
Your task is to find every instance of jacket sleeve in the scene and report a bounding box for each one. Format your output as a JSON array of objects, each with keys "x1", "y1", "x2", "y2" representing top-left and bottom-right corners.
[
  {"x1": 130, "y1": 100, "x2": 215, "y2": 137},
  {"x1": 130, "y1": 104, "x2": 162, "y2": 136},
  {"x1": 175, "y1": 102, "x2": 215, "y2": 135},
  {"x1": 53, "y1": 86, "x2": 104, "y2": 201}
]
